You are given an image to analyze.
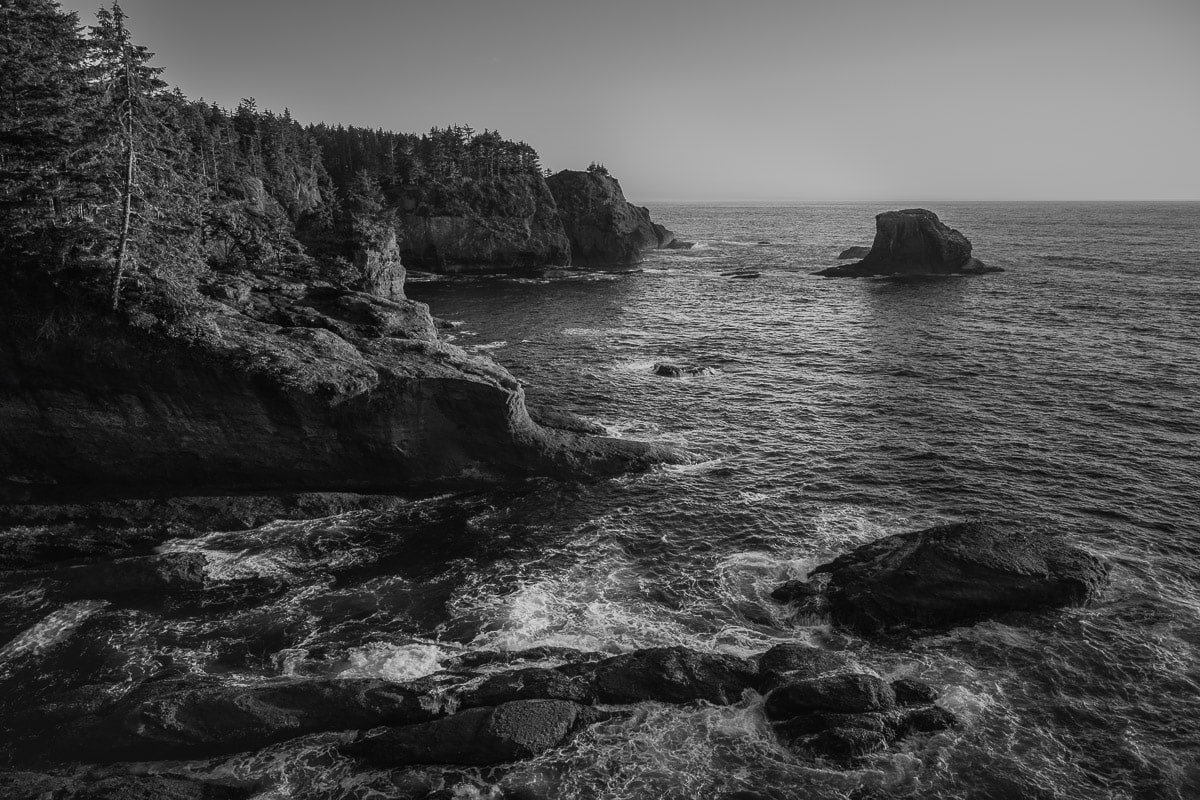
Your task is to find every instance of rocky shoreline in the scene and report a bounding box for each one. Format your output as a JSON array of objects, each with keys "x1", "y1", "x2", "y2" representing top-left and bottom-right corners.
[{"x1": 0, "y1": 515, "x2": 1107, "y2": 799}]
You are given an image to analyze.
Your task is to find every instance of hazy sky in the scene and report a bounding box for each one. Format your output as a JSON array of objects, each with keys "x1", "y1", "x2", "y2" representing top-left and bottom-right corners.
[{"x1": 58, "y1": 0, "x2": 1200, "y2": 201}]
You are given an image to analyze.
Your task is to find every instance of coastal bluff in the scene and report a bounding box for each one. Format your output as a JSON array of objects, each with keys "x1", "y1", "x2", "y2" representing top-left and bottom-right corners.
[
  {"x1": 546, "y1": 169, "x2": 679, "y2": 267},
  {"x1": 0, "y1": 263, "x2": 685, "y2": 504},
  {"x1": 818, "y1": 208, "x2": 1002, "y2": 277}
]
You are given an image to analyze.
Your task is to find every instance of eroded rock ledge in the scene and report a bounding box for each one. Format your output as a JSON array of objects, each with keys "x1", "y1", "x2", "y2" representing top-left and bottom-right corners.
[{"x1": 0, "y1": 265, "x2": 687, "y2": 503}]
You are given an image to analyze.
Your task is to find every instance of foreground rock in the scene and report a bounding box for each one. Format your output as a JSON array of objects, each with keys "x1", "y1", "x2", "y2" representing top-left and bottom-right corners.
[
  {"x1": 547, "y1": 169, "x2": 678, "y2": 266},
  {"x1": 765, "y1": 672, "x2": 957, "y2": 761},
  {"x1": 0, "y1": 773, "x2": 251, "y2": 800},
  {"x1": 583, "y1": 646, "x2": 758, "y2": 706},
  {"x1": 349, "y1": 700, "x2": 589, "y2": 767},
  {"x1": 31, "y1": 676, "x2": 442, "y2": 763},
  {"x1": 805, "y1": 520, "x2": 1109, "y2": 633},
  {"x1": 1, "y1": 266, "x2": 687, "y2": 502},
  {"x1": 816, "y1": 209, "x2": 1001, "y2": 277},
  {"x1": 55, "y1": 552, "x2": 207, "y2": 601}
]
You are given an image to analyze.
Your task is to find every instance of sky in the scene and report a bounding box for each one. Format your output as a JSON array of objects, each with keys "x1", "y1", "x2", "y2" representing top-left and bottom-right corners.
[{"x1": 58, "y1": 0, "x2": 1200, "y2": 202}]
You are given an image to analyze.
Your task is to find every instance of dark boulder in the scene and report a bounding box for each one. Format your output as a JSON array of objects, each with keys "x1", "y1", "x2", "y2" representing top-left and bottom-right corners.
[
  {"x1": 666, "y1": 239, "x2": 696, "y2": 250},
  {"x1": 811, "y1": 520, "x2": 1109, "y2": 633},
  {"x1": 891, "y1": 677, "x2": 939, "y2": 706},
  {"x1": 56, "y1": 552, "x2": 207, "y2": 601},
  {"x1": 901, "y1": 705, "x2": 960, "y2": 733},
  {"x1": 816, "y1": 209, "x2": 1002, "y2": 277},
  {"x1": 527, "y1": 407, "x2": 607, "y2": 436},
  {"x1": 349, "y1": 699, "x2": 586, "y2": 767},
  {"x1": 807, "y1": 727, "x2": 889, "y2": 759},
  {"x1": 458, "y1": 667, "x2": 595, "y2": 708},
  {"x1": 46, "y1": 676, "x2": 441, "y2": 763},
  {"x1": 764, "y1": 673, "x2": 896, "y2": 719},
  {"x1": 586, "y1": 646, "x2": 758, "y2": 706},
  {"x1": 652, "y1": 362, "x2": 717, "y2": 378},
  {"x1": 837, "y1": 246, "x2": 871, "y2": 260},
  {"x1": 769, "y1": 579, "x2": 821, "y2": 604},
  {"x1": 756, "y1": 644, "x2": 851, "y2": 693}
]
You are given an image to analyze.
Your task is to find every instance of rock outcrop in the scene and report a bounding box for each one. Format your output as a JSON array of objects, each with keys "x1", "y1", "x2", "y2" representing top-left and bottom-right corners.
[
  {"x1": 546, "y1": 170, "x2": 678, "y2": 266},
  {"x1": 796, "y1": 520, "x2": 1109, "y2": 633},
  {"x1": 395, "y1": 174, "x2": 571, "y2": 271},
  {"x1": 817, "y1": 209, "x2": 1001, "y2": 277},
  {"x1": 0, "y1": 265, "x2": 686, "y2": 503}
]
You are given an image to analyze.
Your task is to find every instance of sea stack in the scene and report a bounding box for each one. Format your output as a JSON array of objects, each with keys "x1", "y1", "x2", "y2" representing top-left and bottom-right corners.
[
  {"x1": 546, "y1": 168, "x2": 679, "y2": 267},
  {"x1": 817, "y1": 208, "x2": 1001, "y2": 277}
]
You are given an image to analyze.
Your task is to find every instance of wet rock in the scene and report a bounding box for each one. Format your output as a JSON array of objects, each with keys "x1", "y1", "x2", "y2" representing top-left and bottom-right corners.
[
  {"x1": 807, "y1": 726, "x2": 889, "y2": 759},
  {"x1": 816, "y1": 209, "x2": 1002, "y2": 277},
  {"x1": 445, "y1": 646, "x2": 603, "y2": 671},
  {"x1": 764, "y1": 673, "x2": 896, "y2": 719},
  {"x1": 587, "y1": 646, "x2": 758, "y2": 706},
  {"x1": 837, "y1": 246, "x2": 871, "y2": 260},
  {"x1": 901, "y1": 705, "x2": 960, "y2": 733},
  {"x1": 0, "y1": 773, "x2": 252, "y2": 800},
  {"x1": 652, "y1": 362, "x2": 717, "y2": 378},
  {"x1": 458, "y1": 667, "x2": 595, "y2": 708},
  {"x1": 756, "y1": 643, "x2": 852, "y2": 692},
  {"x1": 811, "y1": 519, "x2": 1109, "y2": 633},
  {"x1": 349, "y1": 699, "x2": 584, "y2": 767},
  {"x1": 769, "y1": 579, "x2": 821, "y2": 603},
  {"x1": 527, "y1": 407, "x2": 607, "y2": 436},
  {"x1": 723, "y1": 271, "x2": 761, "y2": 279},
  {"x1": 892, "y1": 677, "x2": 940, "y2": 706},
  {"x1": 667, "y1": 239, "x2": 695, "y2": 249},
  {"x1": 56, "y1": 552, "x2": 207, "y2": 601},
  {"x1": 46, "y1": 676, "x2": 441, "y2": 763}
]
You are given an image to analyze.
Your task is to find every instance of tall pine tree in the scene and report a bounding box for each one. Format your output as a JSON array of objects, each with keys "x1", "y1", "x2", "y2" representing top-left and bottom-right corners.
[{"x1": 0, "y1": 0, "x2": 91, "y2": 264}]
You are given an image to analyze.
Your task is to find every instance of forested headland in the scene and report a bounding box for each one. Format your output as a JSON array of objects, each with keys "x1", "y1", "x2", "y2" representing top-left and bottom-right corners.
[{"x1": 1, "y1": 0, "x2": 578, "y2": 328}]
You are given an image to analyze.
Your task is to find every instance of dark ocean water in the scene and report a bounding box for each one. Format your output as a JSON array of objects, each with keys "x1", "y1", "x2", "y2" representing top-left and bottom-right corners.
[{"x1": 3, "y1": 203, "x2": 1199, "y2": 799}]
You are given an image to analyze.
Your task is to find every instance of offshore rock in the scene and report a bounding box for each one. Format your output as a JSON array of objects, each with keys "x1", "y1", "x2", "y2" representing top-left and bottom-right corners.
[
  {"x1": 817, "y1": 209, "x2": 1002, "y2": 277},
  {"x1": 348, "y1": 699, "x2": 586, "y2": 767},
  {"x1": 837, "y1": 246, "x2": 871, "y2": 260},
  {"x1": 652, "y1": 362, "x2": 717, "y2": 378},
  {"x1": 546, "y1": 170, "x2": 677, "y2": 266},
  {"x1": 582, "y1": 646, "x2": 758, "y2": 706},
  {"x1": 810, "y1": 520, "x2": 1109, "y2": 633},
  {"x1": 0, "y1": 269, "x2": 687, "y2": 502},
  {"x1": 40, "y1": 675, "x2": 441, "y2": 763},
  {"x1": 396, "y1": 174, "x2": 571, "y2": 271}
]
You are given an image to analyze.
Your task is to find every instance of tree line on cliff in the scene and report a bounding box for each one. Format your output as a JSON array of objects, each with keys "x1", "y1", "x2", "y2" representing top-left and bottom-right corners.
[{"x1": 0, "y1": 0, "x2": 550, "y2": 322}]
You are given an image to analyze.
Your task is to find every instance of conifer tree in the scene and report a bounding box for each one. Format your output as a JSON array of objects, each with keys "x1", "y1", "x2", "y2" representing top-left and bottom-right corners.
[{"x1": 0, "y1": 0, "x2": 91, "y2": 263}]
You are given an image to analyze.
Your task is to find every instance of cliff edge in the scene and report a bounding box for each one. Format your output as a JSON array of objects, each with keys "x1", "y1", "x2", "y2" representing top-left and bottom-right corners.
[
  {"x1": 0, "y1": 264, "x2": 685, "y2": 503},
  {"x1": 546, "y1": 169, "x2": 678, "y2": 267}
]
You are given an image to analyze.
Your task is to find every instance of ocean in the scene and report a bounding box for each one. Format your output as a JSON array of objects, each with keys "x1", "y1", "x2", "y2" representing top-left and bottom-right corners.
[{"x1": 3, "y1": 202, "x2": 1199, "y2": 798}]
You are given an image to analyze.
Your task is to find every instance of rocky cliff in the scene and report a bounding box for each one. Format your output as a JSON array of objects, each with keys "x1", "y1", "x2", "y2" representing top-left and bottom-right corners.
[
  {"x1": 546, "y1": 170, "x2": 678, "y2": 267},
  {"x1": 0, "y1": 265, "x2": 684, "y2": 503},
  {"x1": 817, "y1": 208, "x2": 1001, "y2": 277},
  {"x1": 395, "y1": 174, "x2": 571, "y2": 271}
]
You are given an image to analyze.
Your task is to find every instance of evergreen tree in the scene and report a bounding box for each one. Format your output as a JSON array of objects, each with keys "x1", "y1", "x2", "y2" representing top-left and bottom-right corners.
[
  {"x1": 88, "y1": 1, "x2": 202, "y2": 309},
  {"x1": 0, "y1": 0, "x2": 92, "y2": 263}
]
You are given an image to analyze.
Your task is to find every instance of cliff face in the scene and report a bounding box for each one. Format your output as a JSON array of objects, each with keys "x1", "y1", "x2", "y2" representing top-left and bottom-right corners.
[
  {"x1": 0, "y1": 268, "x2": 683, "y2": 503},
  {"x1": 546, "y1": 170, "x2": 677, "y2": 267},
  {"x1": 395, "y1": 174, "x2": 570, "y2": 271}
]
